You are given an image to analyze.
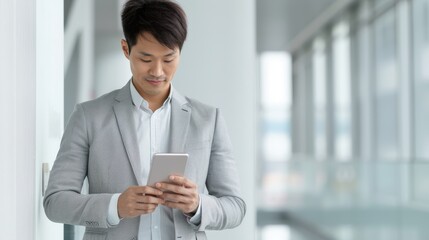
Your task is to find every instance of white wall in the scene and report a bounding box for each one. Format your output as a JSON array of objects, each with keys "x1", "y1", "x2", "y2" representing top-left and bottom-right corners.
[
  {"x1": 0, "y1": 0, "x2": 64, "y2": 239},
  {"x1": 93, "y1": 1, "x2": 257, "y2": 239},
  {"x1": 0, "y1": 0, "x2": 36, "y2": 239},
  {"x1": 94, "y1": 33, "x2": 130, "y2": 97},
  {"x1": 65, "y1": 0, "x2": 95, "y2": 103},
  {"x1": 177, "y1": 1, "x2": 257, "y2": 239}
]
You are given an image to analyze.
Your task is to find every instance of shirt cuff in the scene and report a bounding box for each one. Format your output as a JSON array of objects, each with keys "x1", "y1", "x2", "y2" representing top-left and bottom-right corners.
[
  {"x1": 186, "y1": 196, "x2": 202, "y2": 225},
  {"x1": 107, "y1": 193, "x2": 121, "y2": 227}
]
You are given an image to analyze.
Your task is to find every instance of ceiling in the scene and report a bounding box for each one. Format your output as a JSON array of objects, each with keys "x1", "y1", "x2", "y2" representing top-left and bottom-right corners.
[{"x1": 257, "y1": 0, "x2": 338, "y2": 52}]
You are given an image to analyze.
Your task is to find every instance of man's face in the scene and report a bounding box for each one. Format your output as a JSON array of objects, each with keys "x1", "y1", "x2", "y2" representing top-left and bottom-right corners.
[{"x1": 122, "y1": 32, "x2": 180, "y2": 100}]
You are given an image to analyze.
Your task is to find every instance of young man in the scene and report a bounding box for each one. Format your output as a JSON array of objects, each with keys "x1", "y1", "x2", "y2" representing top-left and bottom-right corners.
[{"x1": 43, "y1": 0, "x2": 246, "y2": 239}]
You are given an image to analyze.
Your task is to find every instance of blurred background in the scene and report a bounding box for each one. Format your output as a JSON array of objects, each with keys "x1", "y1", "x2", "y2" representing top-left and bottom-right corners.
[{"x1": 1, "y1": 0, "x2": 429, "y2": 239}]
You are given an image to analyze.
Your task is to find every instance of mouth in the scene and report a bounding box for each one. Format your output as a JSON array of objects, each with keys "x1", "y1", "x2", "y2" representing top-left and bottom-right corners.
[
  {"x1": 146, "y1": 77, "x2": 166, "y2": 81},
  {"x1": 146, "y1": 78, "x2": 166, "y2": 86}
]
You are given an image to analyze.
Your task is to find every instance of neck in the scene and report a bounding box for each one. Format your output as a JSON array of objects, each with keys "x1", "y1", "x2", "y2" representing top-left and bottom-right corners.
[
  {"x1": 131, "y1": 79, "x2": 171, "y2": 112},
  {"x1": 147, "y1": 98, "x2": 164, "y2": 112},
  {"x1": 142, "y1": 88, "x2": 170, "y2": 112}
]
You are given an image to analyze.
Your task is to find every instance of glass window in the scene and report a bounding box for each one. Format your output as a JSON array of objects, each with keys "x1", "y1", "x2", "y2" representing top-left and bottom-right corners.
[
  {"x1": 292, "y1": 51, "x2": 312, "y2": 157},
  {"x1": 258, "y1": 52, "x2": 292, "y2": 208},
  {"x1": 413, "y1": 0, "x2": 429, "y2": 159},
  {"x1": 356, "y1": 24, "x2": 373, "y2": 160},
  {"x1": 260, "y1": 52, "x2": 292, "y2": 162},
  {"x1": 374, "y1": 10, "x2": 399, "y2": 159},
  {"x1": 332, "y1": 21, "x2": 353, "y2": 160}
]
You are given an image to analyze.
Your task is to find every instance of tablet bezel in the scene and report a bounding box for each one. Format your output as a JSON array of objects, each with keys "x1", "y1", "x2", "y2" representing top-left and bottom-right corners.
[{"x1": 146, "y1": 153, "x2": 188, "y2": 186}]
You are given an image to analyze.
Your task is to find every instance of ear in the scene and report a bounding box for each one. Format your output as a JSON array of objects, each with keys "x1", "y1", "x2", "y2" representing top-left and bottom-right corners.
[{"x1": 121, "y1": 39, "x2": 130, "y2": 59}]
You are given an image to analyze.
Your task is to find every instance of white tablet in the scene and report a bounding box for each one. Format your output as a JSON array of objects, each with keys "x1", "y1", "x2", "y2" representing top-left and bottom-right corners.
[{"x1": 147, "y1": 153, "x2": 188, "y2": 186}]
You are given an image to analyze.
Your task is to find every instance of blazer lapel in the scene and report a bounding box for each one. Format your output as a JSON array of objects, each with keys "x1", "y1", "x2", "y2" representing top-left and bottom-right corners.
[
  {"x1": 113, "y1": 82, "x2": 142, "y2": 185},
  {"x1": 169, "y1": 88, "x2": 191, "y2": 153}
]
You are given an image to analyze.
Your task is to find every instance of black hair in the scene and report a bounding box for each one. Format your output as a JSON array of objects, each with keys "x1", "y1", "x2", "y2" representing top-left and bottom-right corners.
[{"x1": 121, "y1": 0, "x2": 187, "y2": 52}]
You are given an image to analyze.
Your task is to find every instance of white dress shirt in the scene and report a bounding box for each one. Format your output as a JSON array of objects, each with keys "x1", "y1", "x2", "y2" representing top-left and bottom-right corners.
[{"x1": 106, "y1": 81, "x2": 201, "y2": 239}]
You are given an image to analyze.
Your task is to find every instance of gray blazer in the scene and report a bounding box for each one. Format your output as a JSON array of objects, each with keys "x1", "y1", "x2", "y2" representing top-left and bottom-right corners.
[{"x1": 43, "y1": 81, "x2": 246, "y2": 240}]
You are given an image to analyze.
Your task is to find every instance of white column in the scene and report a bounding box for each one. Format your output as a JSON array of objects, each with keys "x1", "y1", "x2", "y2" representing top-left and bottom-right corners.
[
  {"x1": 397, "y1": 0, "x2": 412, "y2": 205},
  {"x1": 0, "y1": 0, "x2": 36, "y2": 239},
  {"x1": 0, "y1": 1, "x2": 18, "y2": 239},
  {"x1": 397, "y1": 0, "x2": 412, "y2": 160}
]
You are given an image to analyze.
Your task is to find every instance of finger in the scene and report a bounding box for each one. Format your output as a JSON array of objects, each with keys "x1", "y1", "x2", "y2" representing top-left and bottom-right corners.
[
  {"x1": 120, "y1": 204, "x2": 157, "y2": 218},
  {"x1": 137, "y1": 208, "x2": 156, "y2": 215},
  {"x1": 162, "y1": 201, "x2": 197, "y2": 214},
  {"x1": 168, "y1": 176, "x2": 196, "y2": 188},
  {"x1": 156, "y1": 182, "x2": 189, "y2": 194},
  {"x1": 162, "y1": 192, "x2": 191, "y2": 203},
  {"x1": 135, "y1": 202, "x2": 159, "y2": 211},
  {"x1": 135, "y1": 195, "x2": 165, "y2": 204},
  {"x1": 133, "y1": 186, "x2": 163, "y2": 196}
]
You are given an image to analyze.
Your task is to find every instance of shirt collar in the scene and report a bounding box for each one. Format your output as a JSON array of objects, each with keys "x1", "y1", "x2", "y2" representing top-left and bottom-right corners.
[{"x1": 130, "y1": 80, "x2": 173, "y2": 110}]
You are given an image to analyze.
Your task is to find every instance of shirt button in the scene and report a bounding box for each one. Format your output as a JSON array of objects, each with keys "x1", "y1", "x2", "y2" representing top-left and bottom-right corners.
[{"x1": 154, "y1": 226, "x2": 158, "y2": 229}]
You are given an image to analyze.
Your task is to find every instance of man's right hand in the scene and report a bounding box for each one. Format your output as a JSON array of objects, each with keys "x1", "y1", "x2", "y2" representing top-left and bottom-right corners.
[{"x1": 118, "y1": 186, "x2": 164, "y2": 219}]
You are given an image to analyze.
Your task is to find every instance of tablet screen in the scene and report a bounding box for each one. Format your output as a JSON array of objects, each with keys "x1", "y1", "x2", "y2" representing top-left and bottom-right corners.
[{"x1": 146, "y1": 153, "x2": 188, "y2": 186}]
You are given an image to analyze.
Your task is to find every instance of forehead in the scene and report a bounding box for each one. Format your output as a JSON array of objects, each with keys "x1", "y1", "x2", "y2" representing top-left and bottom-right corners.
[{"x1": 133, "y1": 32, "x2": 179, "y2": 55}]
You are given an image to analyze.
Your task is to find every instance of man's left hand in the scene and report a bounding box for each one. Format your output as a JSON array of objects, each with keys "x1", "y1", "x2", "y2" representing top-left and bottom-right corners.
[{"x1": 155, "y1": 176, "x2": 199, "y2": 214}]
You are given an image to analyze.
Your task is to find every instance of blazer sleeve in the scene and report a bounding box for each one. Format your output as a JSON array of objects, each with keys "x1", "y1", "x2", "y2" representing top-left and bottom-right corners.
[
  {"x1": 43, "y1": 104, "x2": 112, "y2": 228},
  {"x1": 196, "y1": 108, "x2": 247, "y2": 231}
]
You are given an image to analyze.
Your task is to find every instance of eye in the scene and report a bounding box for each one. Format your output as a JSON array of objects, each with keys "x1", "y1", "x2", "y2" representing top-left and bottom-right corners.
[
  {"x1": 164, "y1": 60, "x2": 173, "y2": 63},
  {"x1": 138, "y1": 57, "x2": 151, "y2": 63}
]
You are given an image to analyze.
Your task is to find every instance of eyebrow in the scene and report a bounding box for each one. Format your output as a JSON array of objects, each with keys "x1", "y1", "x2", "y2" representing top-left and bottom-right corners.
[{"x1": 138, "y1": 50, "x2": 177, "y2": 57}]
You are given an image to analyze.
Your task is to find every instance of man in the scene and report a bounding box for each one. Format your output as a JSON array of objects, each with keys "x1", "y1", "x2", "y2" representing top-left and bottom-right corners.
[{"x1": 43, "y1": 0, "x2": 246, "y2": 239}]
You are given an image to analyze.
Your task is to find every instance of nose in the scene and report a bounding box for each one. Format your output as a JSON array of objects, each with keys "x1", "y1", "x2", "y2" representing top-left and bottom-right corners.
[{"x1": 149, "y1": 61, "x2": 164, "y2": 77}]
